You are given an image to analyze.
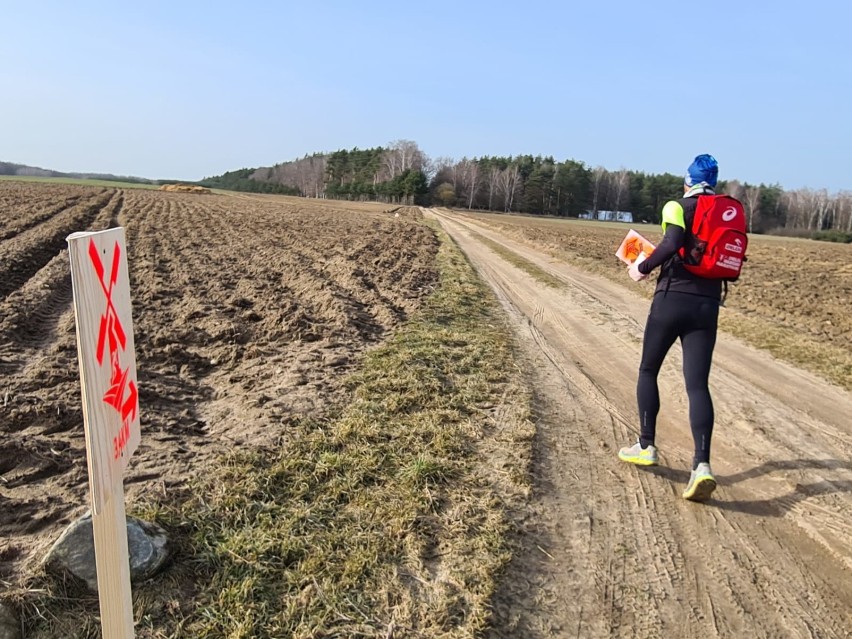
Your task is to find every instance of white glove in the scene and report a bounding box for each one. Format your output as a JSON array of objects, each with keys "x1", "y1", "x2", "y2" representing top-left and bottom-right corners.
[{"x1": 628, "y1": 254, "x2": 648, "y2": 282}]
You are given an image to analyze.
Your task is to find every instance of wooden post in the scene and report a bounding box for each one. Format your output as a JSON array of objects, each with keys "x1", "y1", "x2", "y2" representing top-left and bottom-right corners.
[
  {"x1": 92, "y1": 485, "x2": 134, "y2": 637},
  {"x1": 68, "y1": 228, "x2": 140, "y2": 639}
]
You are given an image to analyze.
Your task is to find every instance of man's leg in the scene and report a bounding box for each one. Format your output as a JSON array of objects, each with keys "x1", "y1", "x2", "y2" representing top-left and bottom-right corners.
[
  {"x1": 636, "y1": 297, "x2": 679, "y2": 448},
  {"x1": 680, "y1": 298, "x2": 720, "y2": 502},
  {"x1": 680, "y1": 300, "x2": 719, "y2": 468}
]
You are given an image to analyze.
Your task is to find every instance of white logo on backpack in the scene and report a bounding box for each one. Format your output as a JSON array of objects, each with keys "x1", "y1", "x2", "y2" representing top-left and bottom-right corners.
[
  {"x1": 722, "y1": 206, "x2": 738, "y2": 222},
  {"x1": 724, "y1": 240, "x2": 744, "y2": 253}
]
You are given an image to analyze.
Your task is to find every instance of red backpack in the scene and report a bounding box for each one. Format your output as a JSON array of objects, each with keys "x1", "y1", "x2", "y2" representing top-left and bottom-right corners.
[{"x1": 680, "y1": 194, "x2": 748, "y2": 280}]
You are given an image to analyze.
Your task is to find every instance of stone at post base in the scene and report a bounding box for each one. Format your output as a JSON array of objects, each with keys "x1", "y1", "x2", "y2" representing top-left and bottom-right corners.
[
  {"x1": 43, "y1": 513, "x2": 171, "y2": 592},
  {"x1": 0, "y1": 600, "x2": 21, "y2": 639}
]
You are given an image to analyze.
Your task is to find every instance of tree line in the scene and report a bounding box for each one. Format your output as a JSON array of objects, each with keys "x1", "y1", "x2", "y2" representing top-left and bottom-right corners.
[
  {"x1": 0, "y1": 161, "x2": 154, "y2": 185},
  {"x1": 199, "y1": 141, "x2": 852, "y2": 237},
  {"x1": 199, "y1": 168, "x2": 300, "y2": 194}
]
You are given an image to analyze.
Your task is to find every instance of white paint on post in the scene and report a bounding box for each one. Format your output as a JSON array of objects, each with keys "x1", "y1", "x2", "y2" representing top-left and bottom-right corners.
[{"x1": 68, "y1": 227, "x2": 139, "y2": 639}]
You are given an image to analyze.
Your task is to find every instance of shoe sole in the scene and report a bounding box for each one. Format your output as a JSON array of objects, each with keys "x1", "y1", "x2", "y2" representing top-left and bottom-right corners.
[
  {"x1": 618, "y1": 453, "x2": 658, "y2": 466},
  {"x1": 683, "y1": 476, "x2": 717, "y2": 502}
]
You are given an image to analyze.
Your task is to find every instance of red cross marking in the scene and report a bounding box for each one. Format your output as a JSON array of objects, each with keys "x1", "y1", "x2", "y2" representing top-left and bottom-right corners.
[
  {"x1": 87, "y1": 238, "x2": 137, "y2": 426},
  {"x1": 89, "y1": 240, "x2": 127, "y2": 366}
]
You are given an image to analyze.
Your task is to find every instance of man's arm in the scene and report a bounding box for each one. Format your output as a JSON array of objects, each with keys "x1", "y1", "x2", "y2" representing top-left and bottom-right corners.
[{"x1": 638, "y1": 201, "x2": 685, "y2": 274}]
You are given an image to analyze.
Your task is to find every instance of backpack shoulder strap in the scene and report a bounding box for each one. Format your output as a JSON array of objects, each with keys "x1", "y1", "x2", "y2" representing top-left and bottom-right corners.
[{"x1": 681, "y1": 195, "x2": 707, "y2": 234}]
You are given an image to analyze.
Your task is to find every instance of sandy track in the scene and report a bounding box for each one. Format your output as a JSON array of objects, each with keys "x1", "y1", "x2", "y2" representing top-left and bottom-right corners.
[{"x1": 429, "y1": 209, "x2": 852, "y2": 639}]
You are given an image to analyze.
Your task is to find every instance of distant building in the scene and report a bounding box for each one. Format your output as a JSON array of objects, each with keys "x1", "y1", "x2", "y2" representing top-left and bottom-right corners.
[{"x1": 579, "y1": 210, "x2": 634, "y2": 223}]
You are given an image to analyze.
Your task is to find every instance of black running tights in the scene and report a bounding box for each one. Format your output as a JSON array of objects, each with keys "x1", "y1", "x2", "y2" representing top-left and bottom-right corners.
[{"x1": 637, "y1": 292, "x2": 720, "y2": 468}]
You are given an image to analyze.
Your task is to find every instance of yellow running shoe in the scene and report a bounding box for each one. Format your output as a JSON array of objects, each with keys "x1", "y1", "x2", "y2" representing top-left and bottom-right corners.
[
  {"x1": 618, "y1": 441, "x2": 658, "y2": 466},
  {"x1": 683, "y1": 463, "x2": 717, "y2": 502}
]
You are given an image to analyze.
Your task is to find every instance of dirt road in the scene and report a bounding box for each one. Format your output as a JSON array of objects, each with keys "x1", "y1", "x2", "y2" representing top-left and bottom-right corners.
[{"x1": 428, "y1": 209, "x2": 852, "y2": 639}]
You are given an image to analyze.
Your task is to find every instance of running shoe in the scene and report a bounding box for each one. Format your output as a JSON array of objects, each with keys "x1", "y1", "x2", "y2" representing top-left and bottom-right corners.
[
  {"x1": 618, "y1": 441, "x2": 658, "y2": 466},
  {"x1": 683, "y1": 462, "x2": 717, "y2": 502}
]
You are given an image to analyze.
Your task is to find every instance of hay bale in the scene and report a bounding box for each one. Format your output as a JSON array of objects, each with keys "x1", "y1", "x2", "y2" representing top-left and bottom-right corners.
[{"x1": 159, "y1": 183, "x2": 211, "y2": 194}]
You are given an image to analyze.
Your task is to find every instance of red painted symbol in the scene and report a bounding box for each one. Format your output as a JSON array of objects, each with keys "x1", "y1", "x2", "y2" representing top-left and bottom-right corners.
[
  {"x1": 624, "y1": 237, "x2": 648, "y2": 262},
  {"x1": 89, "y1": 241, "x2": 126, "y2": 364},
  {"x1": 89, "y1": 240, "x2": 138, "y2": 458}
]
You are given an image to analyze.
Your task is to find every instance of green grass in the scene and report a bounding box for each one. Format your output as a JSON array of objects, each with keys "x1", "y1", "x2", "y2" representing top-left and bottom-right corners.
[
  {"x1": 0, "y1": 175, "x2": 159, "y2": 189},
  {"x1": 718, "y1": 312, "x2": 852, "y2": 390},
  {"x1": 467, "y1": 228, "x2": 565, "y2": 289},
  {"x1": 19, "y1": 223, "x2": 534, "y2": 639}
]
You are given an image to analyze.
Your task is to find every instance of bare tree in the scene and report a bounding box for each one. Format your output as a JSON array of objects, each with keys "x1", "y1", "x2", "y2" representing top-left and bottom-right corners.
[
  {"x1": 450, "y1": 161, "x2": 463, "y2": 197},
  {"x1": 428, "y1": 156, "x2": 453, "y2": 181},
  {"x1": 724, "y1": 179, "x2": 745, "y2": 200},
  {"x1": 487, "y1": 166, "x2": 502, "y2": 211},
  {"x1": 251, "y1": 167, "x2": 272, "y2": 181},
  {"x1": 743, "y1": 185, "x2": 761, "y2": 233},
  {"x1": 612, "y1": 168, "x2": 630, "y2": 216},
  {"x1": 805, "y1": 189, "x2": 832, "y2": 230},
  {"x1": 425, "y1": 156, "x2": 453, "y2": 184},
  {"x1": 825, "y1": 196, "x2": 838, "y2": 230},
  {"x1": 454, "y1": 158, "x2": 481, "y2": 210},
  {"x1": 592, "y1": 166, "x2": 607, "y2": 214},
  {"x1": 498, "y1": 165, "x2": 521, "y2": 212},
  {"x1": 382, "y1": 145, "x2": 400, "y2": 180},
  {"x1": 383, "y1": 140, "x2": 425, "y2": 180},
  {"x1": 309, "y1": 156, "x2": 327, "y2": 198},
  {"x1": 837, "y1": 192, "x2": 852, "y2": 232},
  {"x1": 466, "y1": 161, "x2": 481, "y2": 210},
  {"x1": 781, "y1": 189, "x2": 801, "y2": 229}
]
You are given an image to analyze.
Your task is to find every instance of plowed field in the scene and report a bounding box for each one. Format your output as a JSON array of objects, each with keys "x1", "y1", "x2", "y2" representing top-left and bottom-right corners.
[{"x1": 0, "y1": 182, "x2": 438, "y2": 587}]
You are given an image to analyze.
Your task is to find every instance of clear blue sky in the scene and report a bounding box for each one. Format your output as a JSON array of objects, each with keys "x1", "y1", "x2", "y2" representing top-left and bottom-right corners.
[{"x1": 2, "y1": 0, "x2": 849, "y2": 192}]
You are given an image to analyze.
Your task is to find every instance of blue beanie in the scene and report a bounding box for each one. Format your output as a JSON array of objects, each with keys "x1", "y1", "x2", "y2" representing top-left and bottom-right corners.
[{"x1": 685, "y1": 154, "x2": 718, "y2": 187}]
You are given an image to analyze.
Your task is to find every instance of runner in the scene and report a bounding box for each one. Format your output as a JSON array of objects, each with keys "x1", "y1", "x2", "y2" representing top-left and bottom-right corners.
[{"x1": 619, "y1": 154, "x2": 722, "y2": 502}]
